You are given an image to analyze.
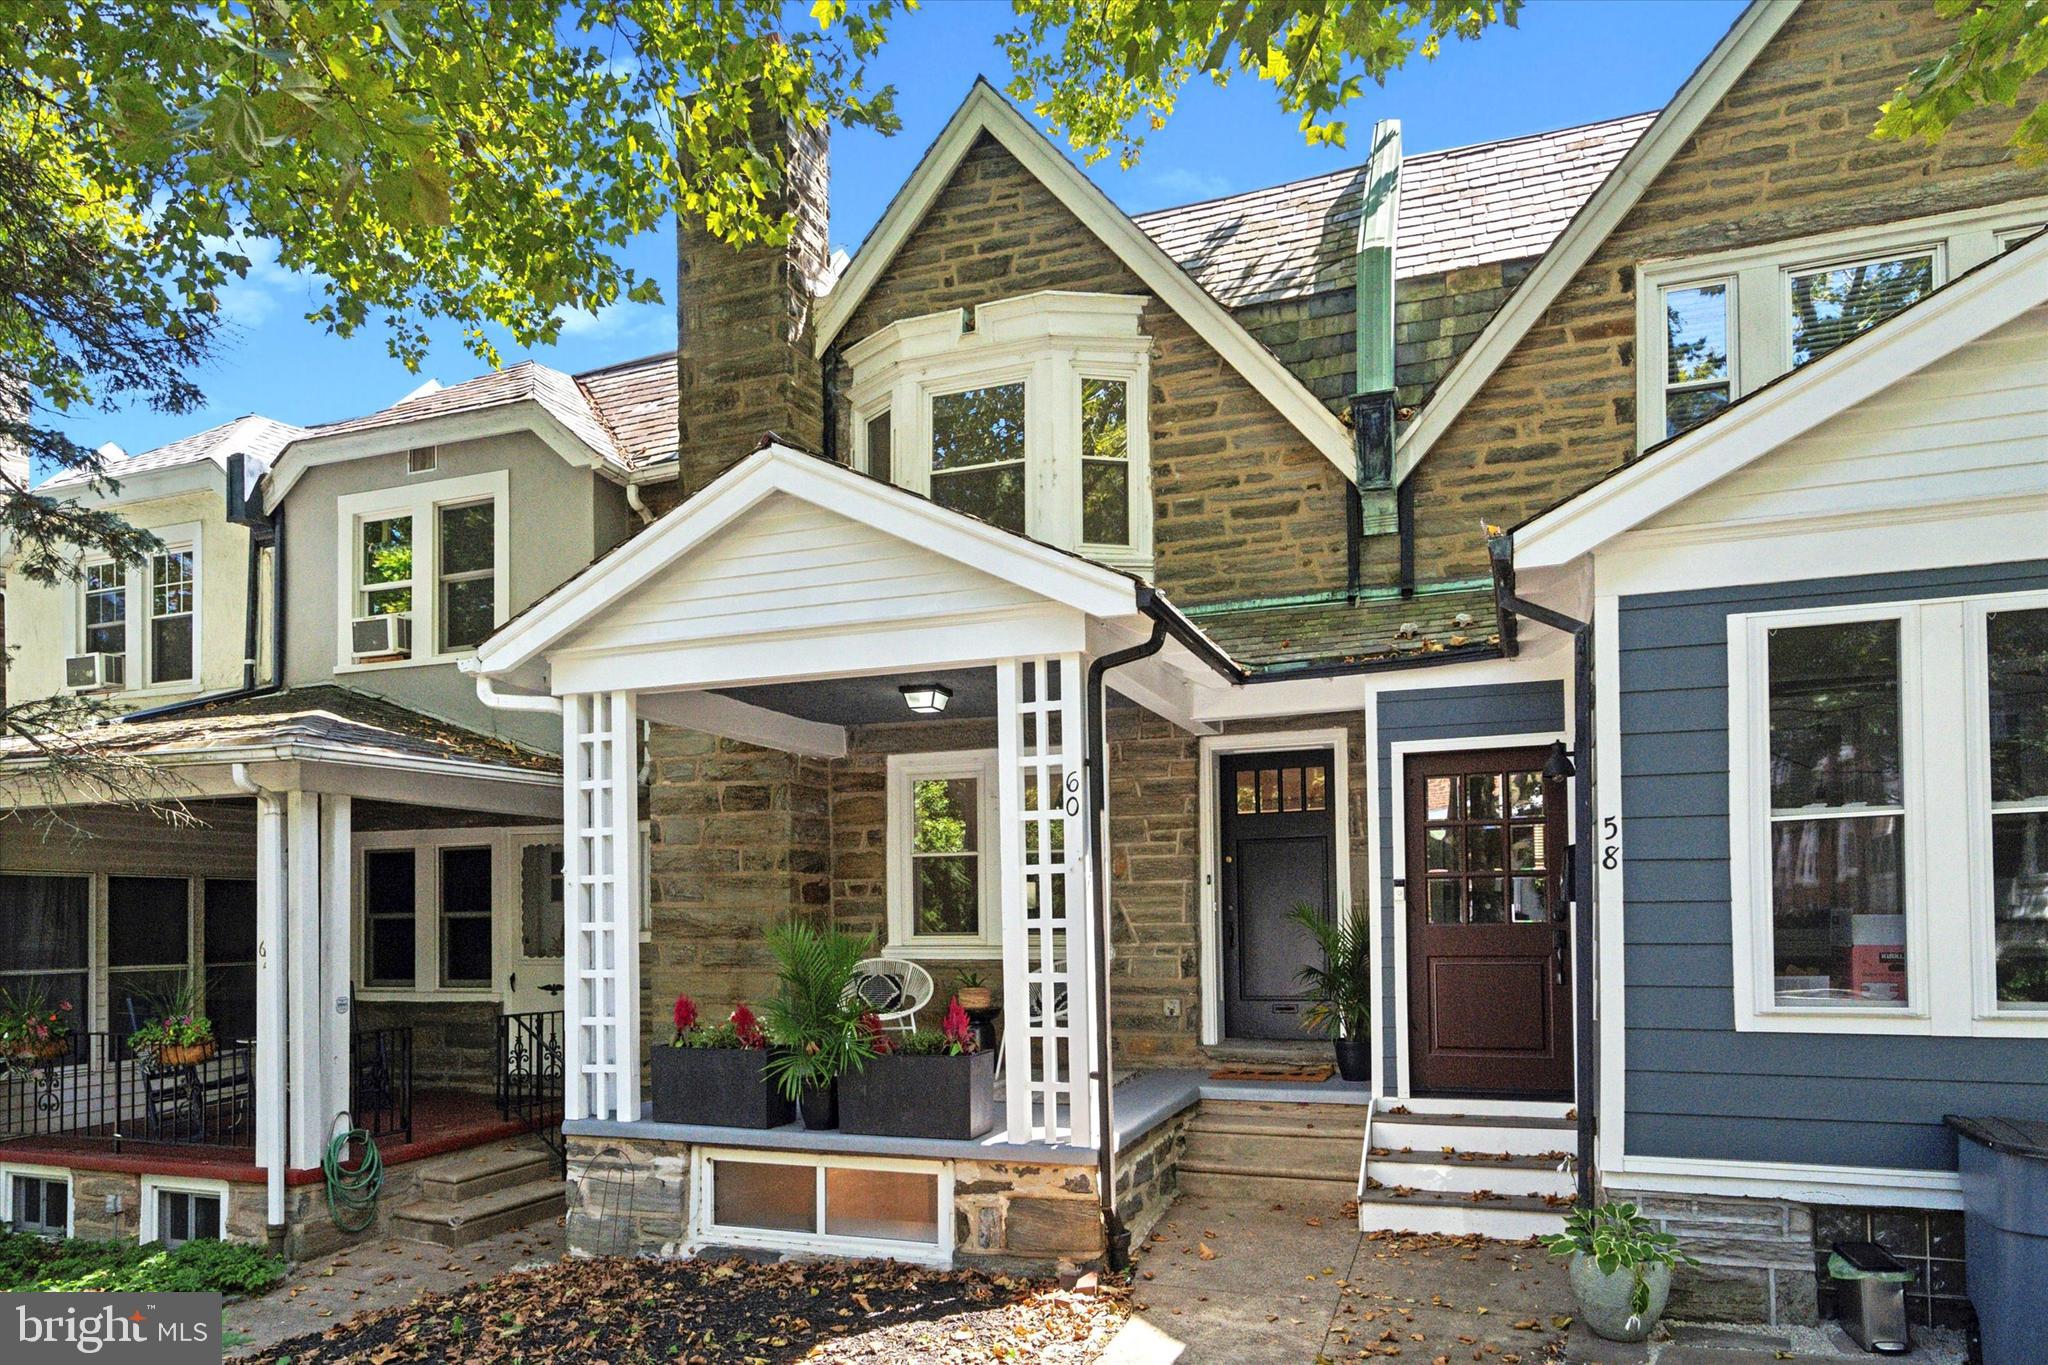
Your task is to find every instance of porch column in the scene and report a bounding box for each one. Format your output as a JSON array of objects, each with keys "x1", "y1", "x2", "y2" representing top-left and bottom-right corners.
[
  {"x1": 996, "y1": 654, "x2": 1098, "y2": 1146},
  {"x1": 318, "y1": 796, "x2": 353, "y2": 1154},
  {"x1": 562, "y1": 690, "x2": 641, "y2": 1122},
  {"x1": 285, "y1": 792, "x2": 326, "y2": 1169},
  {"x1": 252, "y1": 790, "x2": 287, "y2": 1225}
]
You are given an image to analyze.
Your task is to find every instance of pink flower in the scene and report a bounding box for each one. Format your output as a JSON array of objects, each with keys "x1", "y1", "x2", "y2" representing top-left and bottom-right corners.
[
  {"x1": 672, "y1": 995, "x2": 697, "y2": 1033},
  {"x1": 943, "y1": 996, "x2": 975, "y2": 1053},
  {"x1": 860, "y1": 1012, "x2": 891, "y2": 1054}
]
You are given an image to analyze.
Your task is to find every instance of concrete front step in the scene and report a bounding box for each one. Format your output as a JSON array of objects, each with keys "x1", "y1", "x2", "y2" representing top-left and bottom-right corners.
[
  {"x1": 1181, "y1": 1130, "x2": 1359, "y2": 1179},
  {"x1": 1366, "y1": 1148, "x2": 1575, "y2": 1199},
  {"x1": 1176, "y1": 1166, "x2": 1357, "y2": 1208},
  {"x1": 393, "y1": 1177, "x2": 566, "y2": 1248},
  {"x1": 419, "y1": 1142, "x2": 559, "y2": 1205},
  {"x1": 1355, "y1": 1186, "x2": 1569, "y2": 1239}
]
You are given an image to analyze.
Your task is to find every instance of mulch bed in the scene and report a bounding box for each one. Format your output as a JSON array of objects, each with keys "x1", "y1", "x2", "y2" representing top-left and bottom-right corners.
[{"x1": 242, "y1": 1255, "x2": 1130, "y2": 1364}]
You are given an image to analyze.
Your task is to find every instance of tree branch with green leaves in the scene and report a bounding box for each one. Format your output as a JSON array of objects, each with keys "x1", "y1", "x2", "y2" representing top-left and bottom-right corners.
[{"x1": 1874, "y1": 0, "x2": 2048, "y2": 165}]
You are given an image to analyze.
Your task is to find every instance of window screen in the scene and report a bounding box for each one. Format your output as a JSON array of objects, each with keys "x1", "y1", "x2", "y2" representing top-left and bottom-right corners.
[
  {"x1": 439, "y1": 846, "x2": 493, "y2": 987},
  {"x1": 0, "y1": 875, "x2": 89, "y2": 1034},
  {"x1": 364, "y1": 849, "x2": 417, "y2": 986},
  {"x1": 108, "y1": 876, "x2": 191, "y2": 1036}
]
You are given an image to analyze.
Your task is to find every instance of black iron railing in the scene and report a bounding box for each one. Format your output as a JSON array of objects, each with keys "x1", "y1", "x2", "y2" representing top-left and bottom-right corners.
[
  {"x1": 496, "y1": 1010, "x2": 565, "y2": 1166},
  {"x1": 0, "y1": 1032, "x2": 255, "y2": 1150},
  {"x1": 349, "y1": 1025, "x2": 414, "y2": 1144}
]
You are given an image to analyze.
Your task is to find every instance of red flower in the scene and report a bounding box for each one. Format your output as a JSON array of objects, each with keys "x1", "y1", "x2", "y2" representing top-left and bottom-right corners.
[
  {"x1": 860, "y1": 1012, "x2": 892, "y2": 1054},
  {"x1": 943, "y1": 996, "x2": 974, "y2": 1053},
  {"x1": 672, "y1": 995, "x2": 697, "y2": 1033},
  {"x1": 730, "y1": 1003, "x2": 765, "y2": 1049}
]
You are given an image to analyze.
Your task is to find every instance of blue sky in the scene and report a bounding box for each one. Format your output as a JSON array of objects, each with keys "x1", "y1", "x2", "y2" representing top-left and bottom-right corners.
[{"x1": 60, "y1": 0, "x2": 1748, "y2": 462}]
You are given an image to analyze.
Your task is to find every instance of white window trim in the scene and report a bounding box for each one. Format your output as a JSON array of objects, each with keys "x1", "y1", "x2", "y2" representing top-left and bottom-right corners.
[
  {"x1": 74, "y1": 521, "x2": 205, "y2": 699},
  {"x1": 333, "y1": 470, "x2": 508, "y2": 673},
  {"x1": 1, "y1": 1163, "x2": 74, "y2": 1238},
  {"x1": 1729, "y1": 589, "x2": 2048, "y2": 1038},
  {"x1": 138, "y1": 1174, "x2": 229, "y2": 1246},
  {"x1": 886, "y1": 749, "x2": 1002, "y2": 960},
  {"x1": 1636, "y1": 195, "x2": 2048, "y2": 451},
  {"x1": 846, "y1": 291, "x2": 1154, "y2": 572},
  {"x1": 1963, "y1": 588, "x2": 2048, "y2": 1033},
  {"x1": 687, "y1": 1147, "x2": 954, "y2": 1268}
]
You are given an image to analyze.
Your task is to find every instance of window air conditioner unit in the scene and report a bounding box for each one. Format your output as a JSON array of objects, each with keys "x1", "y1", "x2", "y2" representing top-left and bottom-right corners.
[
  {"x1": 65, "y1": 652, "x2": 126, "y2": 691},
  {"x1": 351, "y1": 613, "x2": 413, "y2": 662}
]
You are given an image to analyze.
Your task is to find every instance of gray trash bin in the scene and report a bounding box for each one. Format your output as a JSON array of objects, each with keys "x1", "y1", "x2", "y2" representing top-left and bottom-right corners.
[
  {"x1": 1946, "y1": 1115, "x2": 2048, "y2": 1365},
  {"x1": 1827, "y1": 1241, "x2": 1914, "y2": 1355}
]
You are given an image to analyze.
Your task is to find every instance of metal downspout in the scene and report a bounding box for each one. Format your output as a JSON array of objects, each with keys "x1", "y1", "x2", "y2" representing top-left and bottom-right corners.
[
  {"x1": 230, "y1": 761, "x2": 290, "y2": 1252},
  {"x1": 1085, "y1": 616, "x2": 1167, "y2": 1271},
  {"x1": 1488, "y1": 536, "x2": 1598, "y2": 1207}
]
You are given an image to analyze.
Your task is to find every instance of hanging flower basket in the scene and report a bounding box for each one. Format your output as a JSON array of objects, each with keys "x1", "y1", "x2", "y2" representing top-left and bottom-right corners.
[
  {"x1": 152, "y1": 1041, "x2": 217, "y2": 1067},
  {"x1": 8, "y1": 1038, "x2": 72, "y2": 1065}
]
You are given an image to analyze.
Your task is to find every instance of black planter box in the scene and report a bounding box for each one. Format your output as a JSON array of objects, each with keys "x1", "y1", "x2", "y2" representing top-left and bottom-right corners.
[
  {"x1": 839, "y1": 1049, "x2": 995, "y2": 1140},
  {"x1": 650, "y1": 1045, "x2": 794, "y2": 1129}
]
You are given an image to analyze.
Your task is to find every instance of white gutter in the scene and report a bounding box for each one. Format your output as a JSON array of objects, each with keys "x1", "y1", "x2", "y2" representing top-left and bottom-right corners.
[
  {"x1": 471, "y1": 673, "x2": 562, "y2": 714},
  {"x1": 230, "y1": 762, "x2": 290, "y2": 1239}
]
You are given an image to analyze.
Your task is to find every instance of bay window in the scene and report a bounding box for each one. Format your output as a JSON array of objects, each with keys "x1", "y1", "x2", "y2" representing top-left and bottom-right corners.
[
  {"x1": 1733, "y1": 587, "x2": 2048, "y2": 1035},
  {"x1": 846, "y1": 291, "x2": 1152, "y2": 569},
  {"x1": 1638, "y1": 197, "x2": 2048, "y2": 448}
]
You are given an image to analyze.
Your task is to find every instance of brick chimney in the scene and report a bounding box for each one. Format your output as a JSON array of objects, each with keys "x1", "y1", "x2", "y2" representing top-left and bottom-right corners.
[{"x1": 674, "y1": 110, "x2": 830, "y2": 494}]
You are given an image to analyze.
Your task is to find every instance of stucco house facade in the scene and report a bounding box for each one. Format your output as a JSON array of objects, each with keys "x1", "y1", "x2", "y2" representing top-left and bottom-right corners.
[{"x1": 2, "y1": 0, "x2": 2042, "y2": 1332}]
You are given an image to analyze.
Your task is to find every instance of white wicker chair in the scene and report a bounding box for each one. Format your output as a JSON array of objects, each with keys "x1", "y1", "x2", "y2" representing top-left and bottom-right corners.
[{"x1": 846, "y1": 958, "x2": 935, "y2": 1033}]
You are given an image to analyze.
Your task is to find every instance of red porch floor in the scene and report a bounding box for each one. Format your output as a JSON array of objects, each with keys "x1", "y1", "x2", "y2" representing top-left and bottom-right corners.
[{"x1": 0, "y1": 1089, "x2": 553, "y2": 1186}]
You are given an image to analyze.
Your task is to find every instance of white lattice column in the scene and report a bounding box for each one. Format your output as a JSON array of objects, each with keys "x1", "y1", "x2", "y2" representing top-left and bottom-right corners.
[
  {"x1": 562, "y1": 691, "x2": 641, "y2": 1122},
  {"x1": 996, "y1": 654, "x2": 1097, "y2": 1147}
]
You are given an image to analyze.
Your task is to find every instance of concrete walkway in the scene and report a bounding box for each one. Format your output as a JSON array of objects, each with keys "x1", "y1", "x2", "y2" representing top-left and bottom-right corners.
[{"x1": 224, "y1": 1218, "x2": 566, "y2": 1358}]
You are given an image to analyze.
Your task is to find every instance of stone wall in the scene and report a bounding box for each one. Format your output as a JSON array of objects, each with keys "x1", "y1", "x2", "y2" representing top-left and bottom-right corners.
[
  {"x1": 828, "y1": 132, "x2": 1353, "y2": 608},
  {"x1": 1112, "y1": 1102, "x2": 1191, "y2": 1249},
  {"x1": 1616, "y1": 1189, "x2": 1819, "y2": 1328},
  {"x1": 1392, "y1": 0, "x2": 2044, "y2": 583},
  {"x1": 351, "y1": 998, "x2": 502, "y2": 1093},
  {"x1": 42, "y1": 1162, "x2": 431, "y2": 1260}
]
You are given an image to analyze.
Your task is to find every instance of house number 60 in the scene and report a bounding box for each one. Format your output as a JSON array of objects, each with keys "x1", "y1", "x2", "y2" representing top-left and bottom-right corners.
[{"x1": 1063, "y1": 771, "x2": 1083, "y2": 817}]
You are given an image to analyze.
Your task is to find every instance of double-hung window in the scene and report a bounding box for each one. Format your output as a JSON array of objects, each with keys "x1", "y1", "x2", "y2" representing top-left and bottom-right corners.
[
  {"x1": 336, "y1": 471, "x2": 507, "y2": 668},
  {"x1": 148, "y1": 548, "x2": 196, "y2": 684},
  {"x1": 846, "y1": 292, "x2": 1153, "y2": 569},
  {"x1": 1640, "y1": 198, "x2": 2048, "y2": 445},
  {"x1": 885, "y1": 751, "x2": 1001, "y2": 958},
  {"x1": 82, "y1": 562, "x2": 126, "y2": 659},
  {"x1": 1734, "y1": 588, "x2": 2048, "y2": 1036},
  {"x1": 0, "y1": 875, "x2": 88, "y2": 1051}
]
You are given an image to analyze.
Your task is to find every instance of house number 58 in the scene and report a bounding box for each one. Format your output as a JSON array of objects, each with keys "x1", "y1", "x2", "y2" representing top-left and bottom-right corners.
[{"x1": 1601, "y1": 816, "x2": 1621, "y2": 870}]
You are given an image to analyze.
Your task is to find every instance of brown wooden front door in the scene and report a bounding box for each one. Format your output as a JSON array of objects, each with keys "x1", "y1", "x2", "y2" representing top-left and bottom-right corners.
[{"x1": 1404, "y1": 746, "x2": 1572, "y2": 1097}]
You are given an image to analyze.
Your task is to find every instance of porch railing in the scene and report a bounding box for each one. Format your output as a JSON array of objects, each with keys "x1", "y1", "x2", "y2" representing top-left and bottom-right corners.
[
  {"x1": 495, "y1": 1011, "x2": 564, "y2": 1163},
  {"x1": 0, "y1": 1033, "x2": 256, "y2": 1151},
  {"x1": 349, "y1": 1025, "x2": 414, "y2": 1145}
]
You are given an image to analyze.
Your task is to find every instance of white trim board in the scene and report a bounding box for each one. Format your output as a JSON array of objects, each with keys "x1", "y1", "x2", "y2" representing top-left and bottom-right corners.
[
  {"x1": 1607, "y1": 1155, "x2": 1963, "y2": 1212},
  {"x1": 813, "y1": 79, "x2": 1357, "y2": 484},
  {"x1": 1516, "y1": 226, "x2": 2048, "y2": 571},
  {"x1": 1195, "y1": 727, "x2": 1354, "y2": 1050},
  {"x1": 1385, "y1": 731, "x2": 1571, "y2": 1100},
  {"x1": 1393, "y1": 0, "x2": 1804, "y2": 484}
]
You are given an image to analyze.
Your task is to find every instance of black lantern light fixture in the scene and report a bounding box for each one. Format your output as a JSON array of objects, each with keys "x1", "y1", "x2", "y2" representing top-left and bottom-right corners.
[
  {"x1": 899, "y1": 683, "x2": 952, "y2": 715},
  {"x1": 1542, "y1": 739, "x2": 1576, "y2": 782}
]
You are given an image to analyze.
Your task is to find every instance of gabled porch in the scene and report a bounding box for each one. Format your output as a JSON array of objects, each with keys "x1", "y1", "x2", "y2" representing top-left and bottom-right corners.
[{"x1": 469, "y1": 444, "x2": 1236, "y2": 1266}]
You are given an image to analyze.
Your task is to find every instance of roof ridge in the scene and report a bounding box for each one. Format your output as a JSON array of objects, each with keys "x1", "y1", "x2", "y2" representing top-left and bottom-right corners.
[{"x1": 574, "y1": 348, "x2": 677, "y2": 380}]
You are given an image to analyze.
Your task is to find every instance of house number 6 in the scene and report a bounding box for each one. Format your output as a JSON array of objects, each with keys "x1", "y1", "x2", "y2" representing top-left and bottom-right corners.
[{"x1": 1601, "y1": 815, "x2": 1621, "y2": 870}]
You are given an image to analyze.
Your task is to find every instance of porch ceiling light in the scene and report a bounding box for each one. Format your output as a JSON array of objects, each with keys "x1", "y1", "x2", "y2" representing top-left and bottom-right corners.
[
  {"x1": 900, "y1": 683, "x2": 952, "y2": 715},
  {"x1": 1542, "y1": 739, "x2": 1576, "y2": 782}
]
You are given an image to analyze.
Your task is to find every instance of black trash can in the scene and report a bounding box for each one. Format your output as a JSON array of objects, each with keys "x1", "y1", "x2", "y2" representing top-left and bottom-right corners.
[{"x1": 1946, "y1": 1115, "x2": 2048, "y2": 1365}]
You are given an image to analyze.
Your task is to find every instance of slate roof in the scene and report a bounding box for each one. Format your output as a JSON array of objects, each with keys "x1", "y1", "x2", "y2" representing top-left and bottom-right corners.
[
  {"x1": 1135, "y1": 111, "x2": 1655, "y2": 309},
  {"x1": 575, "y1": 351, "x2": 678, "y2": 468},
  {"x1": 300, "y1": 360, "x2": 633, "y2": 471},
  {"x1": 40, "y1": 414, "x2": 306, "y2": 490},
  {"x1": 1189, "y1": 585, "x2": 1502, "y2": 673},
  {"x1": 0, "y1": 686, "x2": 559, "y2": 773}
]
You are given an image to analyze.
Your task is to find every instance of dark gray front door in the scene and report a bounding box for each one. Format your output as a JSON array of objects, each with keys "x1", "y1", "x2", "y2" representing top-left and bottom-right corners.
[{"x1": 1220, "y1": 749, "x2": 1336, "y2": 1041}]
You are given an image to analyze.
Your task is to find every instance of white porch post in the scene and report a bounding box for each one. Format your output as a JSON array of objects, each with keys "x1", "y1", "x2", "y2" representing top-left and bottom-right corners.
[
  {"x1": 562, "y1": 690, "x2": 641, "y2": 1122},
  {"x1": 318, "y1": 795, "x2": 354, "y2": 1151},
  {"x1": 252, "y1": 790, "x2": 287, "y2": 1226},
  {"x1": 285, "y1": 791, "x2": 326, "y2": 1168},
  {"x1": 996, "y1": 654, "x2": 1097, "y2": 1146}
]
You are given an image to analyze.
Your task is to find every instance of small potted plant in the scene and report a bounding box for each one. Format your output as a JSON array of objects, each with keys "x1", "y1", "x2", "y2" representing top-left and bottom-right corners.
[
  {"x1": 129, "y1": 981, "x2": 215, "y2": 1066},
  {"x1": 761, "y1": 922, "x2": 877, "y2": 1130},
  {"x1": 0, "y1": 985, "x2": 75, "y2": 1066},
  {"x1": 1546, "y1": 1201, "x2": 1691, "y2": 1343},
  {"x1": 1290, "y1": 903, "x2": 1372, "y2": 1081},
  {"x1": 953, "y1": 970, "x2": 994, "y2": 1012},
  {"x1": 650, "y1": 996, "x2": 793, "y2": 1129},
  {"x1": 841, "y1": 996, "x2": 995, "y2": 1140}
]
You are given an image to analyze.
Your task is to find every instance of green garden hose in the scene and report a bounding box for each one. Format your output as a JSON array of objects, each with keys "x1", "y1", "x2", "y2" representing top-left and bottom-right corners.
[{"x1": 324, "y1": 1115, "x2": 384, "y2": 1233}]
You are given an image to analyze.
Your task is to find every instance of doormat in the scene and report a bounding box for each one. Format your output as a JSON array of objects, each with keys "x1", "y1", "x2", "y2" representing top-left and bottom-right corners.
[{"x1": 1207, "y1": 1064, "x2": 1335, "y2": 1083}]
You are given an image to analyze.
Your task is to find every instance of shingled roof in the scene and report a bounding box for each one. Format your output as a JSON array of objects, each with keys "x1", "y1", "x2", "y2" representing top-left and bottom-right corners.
[
  {"x1": 1135, "y1": 111, "x2": 1655, "y2": 310},
  {"x1": 40, "y1": 414, "x2": 306, "y2": 491},
  {"x1": 1189, "y1": 585, "x2": 1502, "y2": 673},
  {"x1": 299, "y1": 359, "x2": 634, "y2": 471},
  {"x1": 575, "y1": 350, "x2": 678, "y2": 468}
]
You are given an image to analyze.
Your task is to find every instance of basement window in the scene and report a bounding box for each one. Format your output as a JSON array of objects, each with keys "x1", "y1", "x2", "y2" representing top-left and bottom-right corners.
[{"x1": 694, "y1": 1150, "x2": 949, "y2": 1264}]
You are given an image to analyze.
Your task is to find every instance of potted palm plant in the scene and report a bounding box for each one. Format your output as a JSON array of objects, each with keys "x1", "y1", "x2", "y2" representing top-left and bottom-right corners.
[
  {"x1": 129, "y1": 980, "x2": 215, "y2": 1066},
  {"x1": 0, "y1": 985, "x2": 75, "y2": 1066},
  {"x1": 840, "y1": 997, "x2": 995, "y2": 1140},
  {"x1": 1290, "y1": 903, "x2": 1372, "y2": 1081},
  {"x1": 761, "y1": 922, "x2": 877, "y2": 1130},
  {"x1": 650, "y1": 997, "x2": 792, "y2": 1128},
  {"x1": 1546, "y1": 1201, "x2": 1691, "y2": 1343}
]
